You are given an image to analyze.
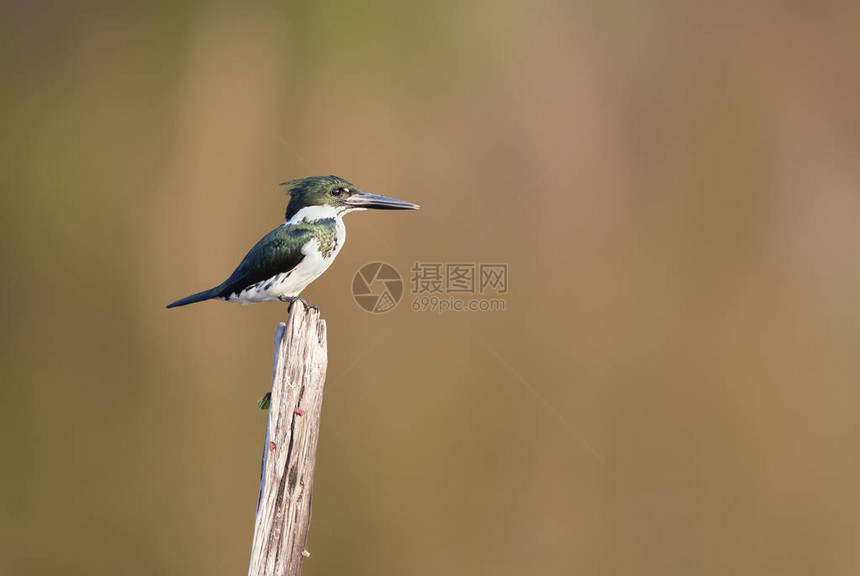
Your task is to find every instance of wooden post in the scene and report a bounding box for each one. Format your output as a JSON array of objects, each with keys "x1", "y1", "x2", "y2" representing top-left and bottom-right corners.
[{"x1": 248, "y1": 303, "x2": 328, "y2": 576}]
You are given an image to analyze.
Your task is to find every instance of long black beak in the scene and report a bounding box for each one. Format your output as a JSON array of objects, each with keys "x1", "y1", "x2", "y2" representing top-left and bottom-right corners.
[{"x1": 345, "y1": 190, "x2": 420, "y2": 210}]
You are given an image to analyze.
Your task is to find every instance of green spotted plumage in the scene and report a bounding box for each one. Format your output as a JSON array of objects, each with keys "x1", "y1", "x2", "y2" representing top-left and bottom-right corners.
[{"x1": 167, "y1": 220, "x2": 336, "y2": 308}]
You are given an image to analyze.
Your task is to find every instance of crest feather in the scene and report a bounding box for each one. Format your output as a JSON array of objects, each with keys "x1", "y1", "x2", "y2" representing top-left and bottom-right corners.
[{"x1": 280, "y1": 175, "x2": 354, "y2": 220}]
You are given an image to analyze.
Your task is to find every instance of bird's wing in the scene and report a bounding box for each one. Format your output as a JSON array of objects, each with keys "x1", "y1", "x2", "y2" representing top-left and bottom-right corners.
[{"x1": 217, "y1": 224, "x2": 316, "y2": 297}]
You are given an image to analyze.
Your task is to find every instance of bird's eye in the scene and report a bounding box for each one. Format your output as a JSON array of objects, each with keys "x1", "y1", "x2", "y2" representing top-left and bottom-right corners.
[{"x1": 331, "y1": 187, "x2": 346, "y2": 198}]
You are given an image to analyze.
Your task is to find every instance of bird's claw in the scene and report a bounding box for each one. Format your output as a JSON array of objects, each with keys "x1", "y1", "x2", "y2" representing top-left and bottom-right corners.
[
  {"x1": 276, "y1": 295, "x2": 316, "y2": 312},
  {"x1": 281, "y1": 296, "x2": 309, "y2": 311}
]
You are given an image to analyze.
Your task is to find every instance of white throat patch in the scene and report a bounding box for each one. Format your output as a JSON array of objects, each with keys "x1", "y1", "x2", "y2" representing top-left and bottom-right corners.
[{"x1": 287, "y1": 205, "x2": 364, "y2": 224}]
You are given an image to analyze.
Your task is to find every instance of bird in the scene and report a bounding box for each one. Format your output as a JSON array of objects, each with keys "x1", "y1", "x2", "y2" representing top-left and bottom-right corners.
[{"x1": 166, "y1": 175, "x2": 419, "y2": 308}]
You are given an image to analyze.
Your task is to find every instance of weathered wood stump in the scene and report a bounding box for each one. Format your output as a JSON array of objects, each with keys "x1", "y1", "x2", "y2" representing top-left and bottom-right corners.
[{"x1": 248, "y1": 303, "x2": 328, "y2": 576}]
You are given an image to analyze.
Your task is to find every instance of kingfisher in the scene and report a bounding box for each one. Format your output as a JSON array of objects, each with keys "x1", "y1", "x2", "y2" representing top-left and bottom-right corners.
[{"x1": 166, "y1": 175, "x2": 419, "y2": 308}]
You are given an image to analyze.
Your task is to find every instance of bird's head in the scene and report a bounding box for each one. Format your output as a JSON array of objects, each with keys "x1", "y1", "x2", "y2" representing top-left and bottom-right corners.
[{"x1": 281, "y1": 175, "x2": 419, "y2": 222}]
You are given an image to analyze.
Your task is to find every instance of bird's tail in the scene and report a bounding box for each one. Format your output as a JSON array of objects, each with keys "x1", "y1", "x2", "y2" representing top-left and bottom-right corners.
[{"x1": 166, "y1": 287, "x2": 219, "y2": 309}]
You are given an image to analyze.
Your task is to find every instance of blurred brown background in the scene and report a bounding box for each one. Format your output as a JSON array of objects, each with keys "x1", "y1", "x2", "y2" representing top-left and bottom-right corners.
[{"x1": 2, "y1": 1, "x2": 859, "y2": 574}]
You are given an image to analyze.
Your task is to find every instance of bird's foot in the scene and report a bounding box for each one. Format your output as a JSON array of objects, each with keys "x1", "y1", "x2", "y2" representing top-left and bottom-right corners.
[
  {"x1": 257, "y1": 392, "x2": 271, "y2": 410},
  {"x1": 278, "y1": 295, "x2": 311, "y2": 312}
]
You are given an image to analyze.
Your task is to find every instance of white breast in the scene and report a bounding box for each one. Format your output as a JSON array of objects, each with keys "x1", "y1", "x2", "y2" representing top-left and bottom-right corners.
[{"x1": 230, "y1": 218, "x2": 346, "y2": 304}]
